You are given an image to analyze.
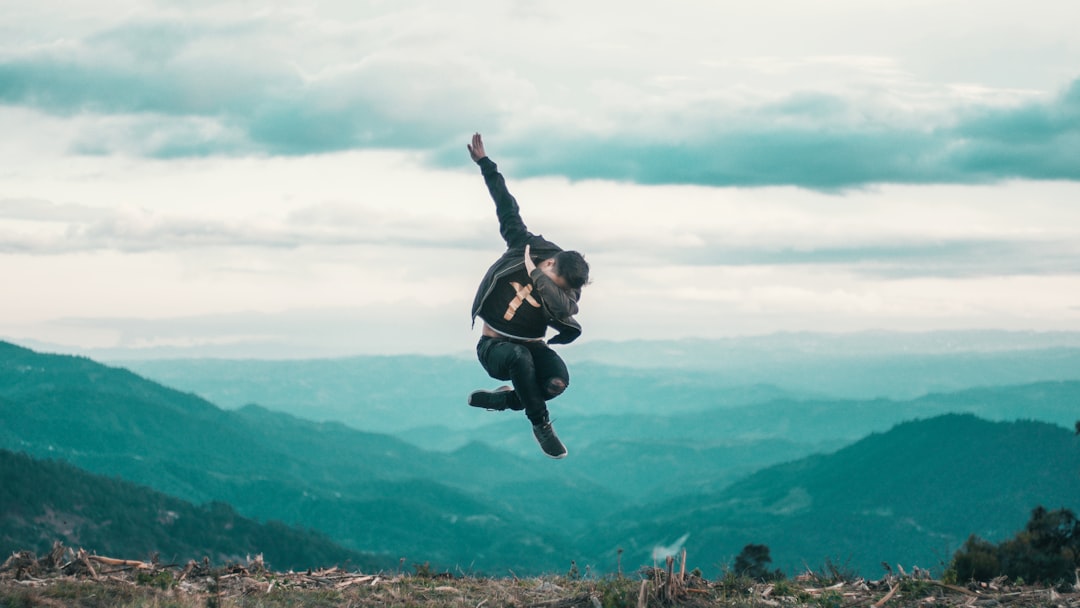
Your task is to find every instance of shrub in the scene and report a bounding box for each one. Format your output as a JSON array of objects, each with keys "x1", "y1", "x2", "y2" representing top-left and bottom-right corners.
[
  {"x1": 732, "y1": 544, "x2": 785, "y2": 582},
  {"x1": 950, "y1": 506, "x2": 1080, "y2": 585},
  {"x1": 952, "y1": 535, "x2": 1000, "y2": 582}
]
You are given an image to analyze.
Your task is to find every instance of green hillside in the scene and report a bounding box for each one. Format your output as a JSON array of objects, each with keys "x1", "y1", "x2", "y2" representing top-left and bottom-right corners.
[
  {"x1": 418, "y1": 380, "x2": 1080, "y2": 454},
  {"x1": 0, "y1": 449, "x2": 382, "y2": 571},
  {"x1": 588, "y1": 414, "x2": 1080, "y2": 578},
  {"x1": 0, "y1": 340, "x2": 604, "y2": 574},
  {"x1": 6, "y1": 339, "x2": 1080, "y2": 578}
]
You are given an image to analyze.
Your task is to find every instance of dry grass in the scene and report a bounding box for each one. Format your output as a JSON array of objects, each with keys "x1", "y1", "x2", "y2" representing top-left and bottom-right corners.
[{"x1": 4, "y1": 546, "x2": 1080, "y2": 607}]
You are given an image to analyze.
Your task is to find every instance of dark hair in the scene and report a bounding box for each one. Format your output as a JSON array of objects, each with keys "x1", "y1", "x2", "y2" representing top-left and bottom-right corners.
[{"x1": 553, "y1": 250, "x2": 590, "y2": 289}]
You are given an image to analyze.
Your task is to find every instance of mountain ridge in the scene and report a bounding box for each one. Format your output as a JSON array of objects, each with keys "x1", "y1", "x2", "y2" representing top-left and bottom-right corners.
[
  {"x1": 0, "y1": 340, "x2": 613, "y2": 574},
  {"x1": 110, "y1": 335, "x2": 1080, "y2": 435},
  {"x1": 4, "y1": 338, "x2": 1080, "y2": 578},
  {"x1": 587, "y1": 413, "x2": 1080, "y2": 577}
]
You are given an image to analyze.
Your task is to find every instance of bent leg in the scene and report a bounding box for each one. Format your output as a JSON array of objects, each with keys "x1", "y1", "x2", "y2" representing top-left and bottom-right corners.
[
  {"x1": 526, "y1": 342, "x2": 570, "y2": 400},
  {"x1": 476, "y1": 337, "x2": 549, "y2": 424}
]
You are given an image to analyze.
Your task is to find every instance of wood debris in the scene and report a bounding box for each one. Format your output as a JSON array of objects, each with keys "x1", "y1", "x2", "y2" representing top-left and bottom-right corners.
[
  {"x1": 4, "y1": 543, "x2": 1080, "y2": 607},
  {"x1": 1, "y1": 542, "x2": 391, "y2": 596}
]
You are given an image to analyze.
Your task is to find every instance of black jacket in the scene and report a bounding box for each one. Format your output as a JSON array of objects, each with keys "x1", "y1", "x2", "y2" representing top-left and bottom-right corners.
[{"x1": 470, "y1": 157, "x2": 582, "y2": 345}]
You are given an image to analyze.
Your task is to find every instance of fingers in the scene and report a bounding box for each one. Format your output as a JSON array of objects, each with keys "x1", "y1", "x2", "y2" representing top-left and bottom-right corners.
[{"x1": 467, "y1": 132, "x2": 485, "y2": 160}]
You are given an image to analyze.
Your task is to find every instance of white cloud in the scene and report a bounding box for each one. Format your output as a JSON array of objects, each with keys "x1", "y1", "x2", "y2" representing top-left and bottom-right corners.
[
  {"x1": 0, "y1": 199, "x2": 489, "y2": 254},
  {"x1": 5, "y1": 0, "x2": 1079, "y2": 188},
  {"x1": 4, "y1": 305, "x2": 475, "y2": 358},
  {"x1": 4, "y1": 0, "x2": 1080, "y2": 355}
]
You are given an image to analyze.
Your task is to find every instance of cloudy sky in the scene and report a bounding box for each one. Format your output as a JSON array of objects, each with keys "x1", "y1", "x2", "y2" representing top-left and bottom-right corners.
[{"x1": 2, "y1": 0, "x2": 1080, "y2": 358}]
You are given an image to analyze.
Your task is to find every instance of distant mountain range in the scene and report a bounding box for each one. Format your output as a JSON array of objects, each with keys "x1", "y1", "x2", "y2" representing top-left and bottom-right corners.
[
  {"x1": 3, "y1": 338, "x2": 1079, "y2": 577},
  {"x1": 113, "y1": 330, "x2": 1080, "y2": 435}
]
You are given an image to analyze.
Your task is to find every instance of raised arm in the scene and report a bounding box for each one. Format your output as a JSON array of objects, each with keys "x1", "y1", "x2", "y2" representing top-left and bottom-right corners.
[{"x1": 468, "y1": 133, "x2": 530, "y2": 248}]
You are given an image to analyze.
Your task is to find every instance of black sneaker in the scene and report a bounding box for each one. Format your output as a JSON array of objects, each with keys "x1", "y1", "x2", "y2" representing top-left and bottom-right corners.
[
  {"x1": 468, "y1": 386, "x2": 516, "y2": 411},
  {"x1": 532, "y1": 420, "x2": 568, "y2": 459}
]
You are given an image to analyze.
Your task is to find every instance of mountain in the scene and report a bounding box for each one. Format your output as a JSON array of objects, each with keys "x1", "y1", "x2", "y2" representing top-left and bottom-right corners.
[
  {"x1": 112, "y1": 356, "x2": 803, "y2": 433},
  {"x1": 0, "y1": 340, "x2": 610, "y2": 574},
  {"x1": 405, "y1": 380, "x2": 1080, "y2": 499},
  {"x1": 6, "y1": 339, "x2": 1080, "y2": 578},
  {"x1": 582, "y1": 414, "x2": 1080, "y2": 578},
  {"x1": 573, "y1": 330, "x2": 1080, "y2": 367},
  {"x1": 0, "y1": 449, "x2": 382, "y2": 571},
  {"x1": 113, "y1": 331, "x2": 1080, "y2": 434}
]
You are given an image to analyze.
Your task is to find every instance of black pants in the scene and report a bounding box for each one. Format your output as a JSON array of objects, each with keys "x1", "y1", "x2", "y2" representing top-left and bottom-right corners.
[{"x1": 476, "y1": 336, "x2": 569, "y2": 425}]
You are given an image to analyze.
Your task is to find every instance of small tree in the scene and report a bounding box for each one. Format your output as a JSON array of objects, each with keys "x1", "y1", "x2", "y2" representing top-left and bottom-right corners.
[
  {"x1": 951, "y1": 535, "x2": 1000, "y2": 582},
  {"x1": 733, "y1": 543, "x2": 784, "y2": 581}
]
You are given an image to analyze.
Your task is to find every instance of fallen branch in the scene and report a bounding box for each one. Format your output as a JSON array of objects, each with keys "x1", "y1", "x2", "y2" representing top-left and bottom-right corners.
[
  {"x1": 334, "y1": 575, "x2": 375, "y2": 589},
  {"x1": 87, "y1": 556, "x2": 153, "y2": 571},
  {"x1": 927, "y1": 581, "x2": 980, "y2": 598},
  {"x1": 872, "y1": 583, "x2": 899, "y2": 607}
]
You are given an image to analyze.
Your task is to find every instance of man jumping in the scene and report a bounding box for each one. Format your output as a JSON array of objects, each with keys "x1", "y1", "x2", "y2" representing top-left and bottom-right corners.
[{"x1": 466, "y1": 133, "x2": 590, "y2": 459}]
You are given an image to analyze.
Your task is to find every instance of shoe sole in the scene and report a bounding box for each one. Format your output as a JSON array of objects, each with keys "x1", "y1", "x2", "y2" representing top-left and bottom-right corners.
[
  {"x1": 533, "y1": 426, "x2": 568, "y2": 459},
  {"x1": 468, "y1": 387, "x2": 513, "y2": 410}
]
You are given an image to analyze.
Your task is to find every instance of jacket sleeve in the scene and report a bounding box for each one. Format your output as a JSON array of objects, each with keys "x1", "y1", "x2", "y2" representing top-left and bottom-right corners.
[
  {"x1": 530, "y1": 268, "x2": 582, "y2": 345},
  {"x1": 477, "y1": 157, "x2": 531, "y2": 248}
]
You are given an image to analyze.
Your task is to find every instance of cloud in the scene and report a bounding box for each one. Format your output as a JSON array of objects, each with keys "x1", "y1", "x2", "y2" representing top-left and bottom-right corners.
[
  {"x1": 947, "y1": 79, "x2": 1080, "y2": 180},
  {"x1": 2, "y1": 12, "x2": 1079, "y2": 188},
  {"x1": 0, "y1": 13, "x2": 498, "y2": 156},
  {"x1": 6, "y1": 184, "x2": 1077, "y2": 280},
  {"x1": 670, "y1": 239, "x2": 1080, "y2": 279},
  {"x1": 0, "y1": 197, "x2": 110, "y2": 222},
  {"x1": 488, "y1": 79, "x2": 1080, "y2": 189},
  {"x1": 16, "y1": 305, "x2": 474, "y2": 358},
  {"x1": 0, "y1": 198, "x2": 488, "y2": 254},
  {"x1": 575, "y1": 233, "x2": 1080, "y2": 280},
  {"x1": 495, "y1": 128, "x2": 942, "y2": 190}
]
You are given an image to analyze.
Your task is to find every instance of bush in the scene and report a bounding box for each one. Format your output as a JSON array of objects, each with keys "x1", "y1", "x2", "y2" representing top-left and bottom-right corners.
[
  {"x1": 732, "y1": 544, "x2": 785, "y2": 582},
  {"x1": 950, "y1": 506, "x2": 1080, "y2": 585},
  {"x1": 952, "y1": 535, "x2": 1000, "y2": 582}
]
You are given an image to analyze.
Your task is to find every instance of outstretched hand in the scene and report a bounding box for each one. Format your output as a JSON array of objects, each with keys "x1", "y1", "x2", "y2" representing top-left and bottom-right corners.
[
  {"x1": 467, "y1": 132, "x2": 487, "y2": 162},
  {"x1": 524, "y1": 244, "x2": 536, "y2": 274}
]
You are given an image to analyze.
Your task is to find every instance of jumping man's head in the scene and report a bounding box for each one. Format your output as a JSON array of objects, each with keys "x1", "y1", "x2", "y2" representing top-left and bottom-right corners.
[{"x1": 539, "y1": 251, "x2": 590, "y2": 290}]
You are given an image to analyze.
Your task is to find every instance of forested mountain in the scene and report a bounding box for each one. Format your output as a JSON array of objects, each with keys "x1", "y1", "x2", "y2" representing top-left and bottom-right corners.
[
  {"x1": 0, "y1": 449, "x2": 383, "y2": 571},
  {"x1": 586, "y1": 414, "x2": 1080, "y2": 578},
  {"x1": 4, "y1": 339, "x2": 1079, "y2": 578},
  {"x1": 0, "y1": 340, "x2": 610, "y2": 574}
]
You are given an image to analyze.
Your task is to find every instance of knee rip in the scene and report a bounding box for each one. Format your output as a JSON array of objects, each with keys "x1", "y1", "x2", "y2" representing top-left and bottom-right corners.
[{"x1": 544, "y1": 377, "x2": 567, "y2": 398}]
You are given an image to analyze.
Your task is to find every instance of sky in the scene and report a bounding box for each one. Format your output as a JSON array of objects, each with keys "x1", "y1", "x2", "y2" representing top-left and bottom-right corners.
[{"x1": 2, "y1": 0, "x2": 1080, "y2": 358}]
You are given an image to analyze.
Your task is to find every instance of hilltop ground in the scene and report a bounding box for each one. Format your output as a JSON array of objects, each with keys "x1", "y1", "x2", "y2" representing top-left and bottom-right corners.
[{"x1": 3, "y1": 544, "x2": 1078, "y2": 608}]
